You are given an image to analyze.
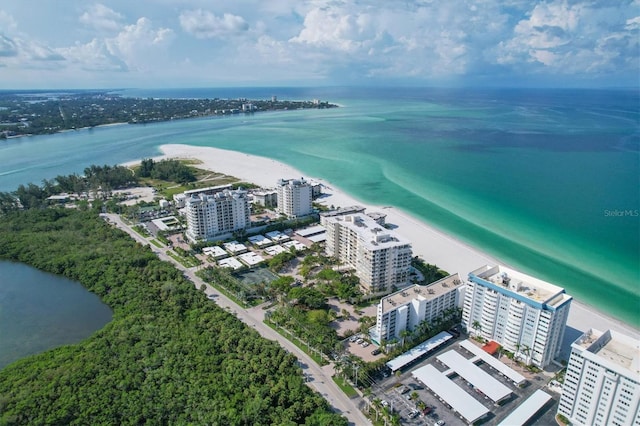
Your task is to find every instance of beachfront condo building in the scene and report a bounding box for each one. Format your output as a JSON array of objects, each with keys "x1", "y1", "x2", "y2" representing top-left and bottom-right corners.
[
  {"x1": 558, "y1": 328, "x2": 640, "y2": 426},
  {"x1": 373, "y1": 273, "x2": 465, "y2": 344},
  {"x1": 276, "y1": 178, "x2": 313, "y2": 219},
  {"x1": 324, "y1": 214, "x2": 412, "y2": 295},
  {"x1": 185, "y1": 189, "x2": 250, "y2": 242},
  {"x1": 252, "y1": 190, "x2": 278, "y2": 208},
  {"x1": 461, "y1": 265, "x2": 572, "y2": 368}
]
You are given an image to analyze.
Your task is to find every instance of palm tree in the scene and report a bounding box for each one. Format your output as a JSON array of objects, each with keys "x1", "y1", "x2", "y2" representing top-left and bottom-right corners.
[
  {"x1": 521, "y1": 344, "x2": 531, "y2": 364},
  {"x1": 399, "y1": 329, "x2": 410, "y2": 347},
  {"x1": 514, "y1": 342, "x2": 522, "y2": 362},
  {"x1": 472, "y1": 320, "x2": 482, "y2": 336},
  {"x1": 371, "y1": 398, "x2": 382, "y2": 421},
  {"x1": 341, "y1": 308, "x2": 350, "y2": 320}
]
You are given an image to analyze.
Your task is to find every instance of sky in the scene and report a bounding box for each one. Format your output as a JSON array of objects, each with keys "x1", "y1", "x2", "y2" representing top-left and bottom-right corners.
[{"x1": 0, "y1": 1, "x2": 638, "y2": 89}]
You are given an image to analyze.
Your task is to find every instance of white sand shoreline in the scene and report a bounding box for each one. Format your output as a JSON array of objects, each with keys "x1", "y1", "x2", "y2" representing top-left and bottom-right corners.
[{"x1": 149, "y1": 144, "x2": 639, "y2": 348}]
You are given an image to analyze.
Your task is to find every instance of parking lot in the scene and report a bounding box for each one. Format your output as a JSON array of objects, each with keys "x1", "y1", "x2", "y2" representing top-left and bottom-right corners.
[
  {"x1": 345, "y1": 334, "x2": 384, "y2": 362},
  {"x1": 369, "y1": 337, "x2": 560, "y2": 425}
]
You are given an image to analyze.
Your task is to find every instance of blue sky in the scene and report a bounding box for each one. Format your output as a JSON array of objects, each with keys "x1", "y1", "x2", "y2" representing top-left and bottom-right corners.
[{"x1": 0, "y1": 1, "x2": 638, "y2": 89}]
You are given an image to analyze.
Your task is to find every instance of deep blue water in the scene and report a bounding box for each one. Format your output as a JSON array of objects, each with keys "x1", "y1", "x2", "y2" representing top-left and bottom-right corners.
[{"x1": 0, "y1": 87, "x2": 638, "y2": 327}]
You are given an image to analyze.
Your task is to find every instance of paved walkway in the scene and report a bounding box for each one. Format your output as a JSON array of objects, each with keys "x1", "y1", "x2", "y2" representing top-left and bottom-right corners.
[{"x1": 102, "y1": 214, "x2": 371, "y2": 426}]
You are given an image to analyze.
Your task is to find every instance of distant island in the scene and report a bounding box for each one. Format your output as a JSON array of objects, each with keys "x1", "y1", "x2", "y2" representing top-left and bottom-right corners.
[{"x1": 0, "y1": 90, "x2": 337, "y2": 138}]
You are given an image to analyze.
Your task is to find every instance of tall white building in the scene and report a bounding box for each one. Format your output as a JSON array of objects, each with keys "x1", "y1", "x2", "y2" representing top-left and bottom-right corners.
[
  {"x1": 324, "y1": 214, "x2": 412, "y2": 295},
  {"x1": 185, "y1": 189, "x2": 250, "y2": 242},
  {"x1": 373, "y1": 273, "x2": 465, "y2": 344},
  {"x1": 276, "y1": 178, "x2": 313, "y2": 219},
  {"x1": 461, "y1": 265, "x2": 572, "y2": 368},
  {"x1": 558, "y1": 329, "x2": 640, "y2": 426}
]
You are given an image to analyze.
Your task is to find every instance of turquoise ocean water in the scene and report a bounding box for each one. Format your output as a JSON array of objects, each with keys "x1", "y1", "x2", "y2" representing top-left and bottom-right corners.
[{"x1": 0, "y1": 87, "x2": 638, "y2": 327}]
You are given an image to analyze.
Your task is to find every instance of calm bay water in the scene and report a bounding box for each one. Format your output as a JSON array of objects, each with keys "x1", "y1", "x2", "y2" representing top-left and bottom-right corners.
[
  {"x1": 0, "y1": 261, "x2": 112, "y2": 369},
  {"x1": 0, "y1": 87, "x2": 638, "y2": 327}
]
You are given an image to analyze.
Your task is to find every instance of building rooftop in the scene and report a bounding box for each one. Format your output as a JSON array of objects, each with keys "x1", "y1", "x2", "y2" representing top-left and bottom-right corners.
[
  {"x1": 277, "y1": 177, "x2": 310, "y2": 187},
  {"x1": 223, "y1": 241, "x2": 248, "y2": 254},
  {"x1": 437, "y1": 350, "x2": 512, "y2": 403},
  {"x1": 332, "y1": 214, "x2": 410, "y2": 251},
  {"x1": 412, "y1": 363, "x2": 489, "y2": 424},
  {"x1": 319, "y1": 205, "x2": 366, "y2": 217},
  {"x1": 470, "y1": 265, "x2": 570, "y2": 307},
  {"x1": 387, "y1": 331, "x2": 453, "y2": 372},
  {"x1": 574, "y1": 329, "x2": 640, "y2": 374},
  {"x1": 380, "y1": 273, "x2": 462, "y2": 314},
  {"x1": 183, "y1": 184, "x2": 232, "y2": 196},
  {"x1": 203, "y1": 246, "x2": 227, "y2": 258},
  {"x1": 295, "y1": 225, "x2": 326, "y2": 237}
]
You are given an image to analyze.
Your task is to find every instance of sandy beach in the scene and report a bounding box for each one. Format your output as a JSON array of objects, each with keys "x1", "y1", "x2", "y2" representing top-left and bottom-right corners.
[{"x1": 154, "y1": 143, "x2": 639, "y2": 354}]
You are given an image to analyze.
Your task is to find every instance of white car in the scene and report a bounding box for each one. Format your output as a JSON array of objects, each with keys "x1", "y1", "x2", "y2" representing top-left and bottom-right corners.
[
  {"x1": 436, "y1": 420, "x2": 446, "y2": 426},
  {"x1": 381, "y1": 400, "x2": 389, "y2": 407},
  {"x1": 362, "y1": 341, "x2": 370, "y2": 347}
]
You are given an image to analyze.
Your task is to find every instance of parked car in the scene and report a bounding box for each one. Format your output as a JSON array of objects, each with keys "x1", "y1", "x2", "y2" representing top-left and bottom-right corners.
[
  {"x1": 349, "y1": 335, "x2": 358, "y2": 343},
  {"x1": 399, "y1": 386, "x2": 410, "y2": 394},
  {"x1": 371, "y1": 348, "x2": 381, "y2": 355},
  {"x1": 356, "y1": 338, "x2": 364, "y2": 344},
  {"x1": 362, "y1": 341, "x2": 370, "y2": 347},
  {"x1": 436, "y1": 420, "x2": 445, "y2": 426},
  {"x1": 381, "y1": 400, "x2": 389, "y2": 407}
]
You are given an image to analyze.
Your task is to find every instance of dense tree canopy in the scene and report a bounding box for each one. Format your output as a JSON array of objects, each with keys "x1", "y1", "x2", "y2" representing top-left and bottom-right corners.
[
  {"x1": 0, "y1": 209, "x2": 346, "y2": 426},
  {"x1": 135, "y1": 158, "x2": 196, "y2": 184}
]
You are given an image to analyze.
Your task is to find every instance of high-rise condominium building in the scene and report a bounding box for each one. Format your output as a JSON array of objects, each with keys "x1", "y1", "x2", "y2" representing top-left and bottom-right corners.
[
  {"x1": 324, "y1": 214, "x2": 412, "y2": 295},
  {"x1": 373, "y1": 273, "x2": 465, "y2": 344},
  {"x1": 276, "y1": 178, "x2": 313, "y2": 219},
  {"x1": 185, "y1": 189, "x2": 250, "y2": 242},
  {"x1": 558, "y1": 329, "x2": 640, "y2": 426},
  {"x1": 461, "y1": 264, "x2": 572, "y2": 368}
]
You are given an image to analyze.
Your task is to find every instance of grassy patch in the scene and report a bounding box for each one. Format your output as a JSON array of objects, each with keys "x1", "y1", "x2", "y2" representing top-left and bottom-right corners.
[
  {"x1": 167, "y1": 250, "x2": 200, "y2": 268},
  {"x1": 206, "y1": 280, "x2": 248, "y2": 308},
  {"x1": 150, "y1": 239, "x2": 164, "y2": 248},
  {"x1": 264, "y1": 320, "x2": 328, "y2": 366},
  {"x1": 156, "y1": 233, "x2": 170, "y2": 245},
  {"x1": 131, "y1": 225, "x2": 150, "y2": 238},
  {"x1": 332, "y1": 376, "x2": 358, "y2": 398}
]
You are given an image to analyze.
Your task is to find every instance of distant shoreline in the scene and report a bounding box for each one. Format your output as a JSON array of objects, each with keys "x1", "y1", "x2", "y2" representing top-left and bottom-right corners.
[{"x1": 0, "y1": 91, "x2": 338, "y2": 139}]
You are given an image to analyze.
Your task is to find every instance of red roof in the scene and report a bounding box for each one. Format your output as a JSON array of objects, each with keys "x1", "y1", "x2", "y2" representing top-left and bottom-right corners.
[{"x1": 482, "y1": 340, "x2": 501, "y2": 355}]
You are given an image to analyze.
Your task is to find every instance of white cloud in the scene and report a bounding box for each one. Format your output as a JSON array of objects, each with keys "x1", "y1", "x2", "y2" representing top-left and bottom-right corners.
[
  {"x1": 20, "y1": 39, "x2": 65, "y2": 62},
  {"x1": 0, "y1": 0, "x2": 638, "y2": 87},
  {"x1": 287, "y1": 1, "x2": 513, "y2": 80},
  {"x1": 57, "y1": 39, "x2": 127, "y2": 72},
  {"x1": 0, "y1": 33, "x2": 64, "y2": 71},
  {"x1": 57, "y1": 16, "x2": 173, "y2": 74},
  {"x1": 494, "y1": 0, "x2": 640, "y2": 76},
  {"x1": 107, "y1": 17, "x2": 173, "y2": 57},
  {"x1": 79, "y1": 3, "x2": 124, "y2": 32},
  {"x1": 179, "y1": 9, "x2": 249, "y2": 39},
  {"x1": 0, "y1": 10, "x2": 18, "y2": 33},
  {"x1": 625, "y1": 15, "x2": 640, "y2": 30},
  {"x1": 0, "y1": 34, "x2": 18, "y2": 57}
]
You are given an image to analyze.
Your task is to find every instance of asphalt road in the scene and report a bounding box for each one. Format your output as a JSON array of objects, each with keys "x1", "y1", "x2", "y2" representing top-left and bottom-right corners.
[{"x1": 102, "y1": 214, "x2": 370, "y2": 425}]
